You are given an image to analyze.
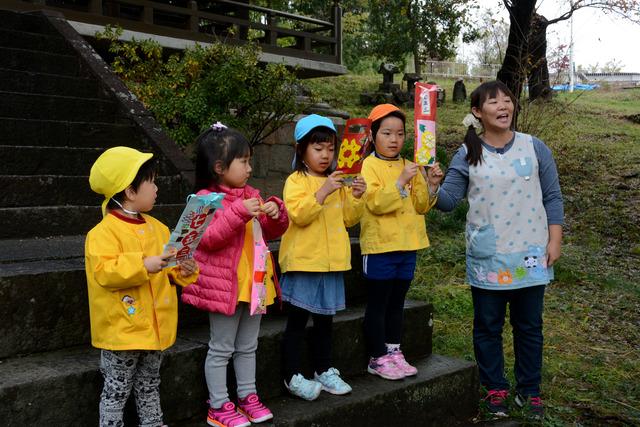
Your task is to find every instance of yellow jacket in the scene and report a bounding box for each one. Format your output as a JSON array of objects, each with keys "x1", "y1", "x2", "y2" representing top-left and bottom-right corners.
[
  {"x1": 85, "y1": 212, "x2": 199, "y2": 351},
  {"x1": 279, "y1": 172, "x2": 365, "y2": 272},
  {"x1": 359, "y1": 155, "x2": 437, "y2": 254}
]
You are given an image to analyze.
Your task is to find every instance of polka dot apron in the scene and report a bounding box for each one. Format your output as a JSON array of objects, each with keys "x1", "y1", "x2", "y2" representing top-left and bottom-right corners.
[{"x1": 465, "y1": 132, "x2": 552, "y2": 289}]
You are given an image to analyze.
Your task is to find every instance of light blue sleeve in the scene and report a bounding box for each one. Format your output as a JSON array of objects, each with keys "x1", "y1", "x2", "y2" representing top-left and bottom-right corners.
[
  {"x1": 436, "y1": 146, "x2": 469, "y2": 212},
  {"x1": 532, "y1": 137, "x2": 564, "y2": 225}
]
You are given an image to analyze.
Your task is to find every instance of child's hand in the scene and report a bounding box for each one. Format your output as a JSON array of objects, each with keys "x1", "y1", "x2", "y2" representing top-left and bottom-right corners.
[
  {"x1": 144, "y1": 252, "x2": 174, "y2": 274},
  {"x1": 177, "y1": 258, "x2": 198, "y2": 277},
  {"x1": 398, "y1": 163, "x2": 418, "y2": 187},
  {"x1": 261, "y1": 201, "x2": 280, "y2": 220},
  {"x1": 351, "y1": 176, "x2": 367, "y2": 199},
  {"x1": 243, "y1": 198, "x2": 262, "y2": 217},
  {"x1": 316, "y1": 171, "x2": 344, "y2": 204},
  {"x1": 426, "y1": 162, "x2": 444, "y2": 188}
]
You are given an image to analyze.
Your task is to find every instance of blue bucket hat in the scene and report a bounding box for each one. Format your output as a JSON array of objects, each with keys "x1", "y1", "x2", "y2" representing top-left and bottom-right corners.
[{"x1": 292, "y1": 114, "x2": 337, "y2": 170}]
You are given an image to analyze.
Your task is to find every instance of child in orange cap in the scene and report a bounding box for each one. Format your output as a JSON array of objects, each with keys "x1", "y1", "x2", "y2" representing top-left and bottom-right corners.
[
  {"x1": 85, "y1": 146, "x2": 199, "y2": 427},
  {"x1": 359, "y1": 104, "x2": 443, "y2": 380}
]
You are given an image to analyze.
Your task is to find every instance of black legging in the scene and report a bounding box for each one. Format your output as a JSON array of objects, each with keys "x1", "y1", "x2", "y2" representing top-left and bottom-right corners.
[
  {"x1": 363, "y1": 278, "x2": 412, "y2": 358},
  {"x1": 282, "y1": 304, "x2": 333, "y2": 382}
]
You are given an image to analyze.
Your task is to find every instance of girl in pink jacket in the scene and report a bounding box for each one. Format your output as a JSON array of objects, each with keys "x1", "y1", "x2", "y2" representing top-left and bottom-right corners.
[{"x1": 181, "y1": 123, "x2": 288, "y2": 427}]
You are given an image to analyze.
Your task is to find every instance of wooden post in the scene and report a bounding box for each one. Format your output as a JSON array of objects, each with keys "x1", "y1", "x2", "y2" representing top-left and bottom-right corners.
[
  {"x1": 189, "y1": 0, "x2": 198, "y2": 33},
  {"x1": 268, "y1": 11, "x2": 278, "y2": 47},
  {"x1": 332, "y1": 1, "x2": 342, "y2": 65},
  {"x1": 143, "y1": 2, "x2": 153, "y2": 25},
  {"x1": 88, "y1": 0, "x2": 102, "y2": 14}
]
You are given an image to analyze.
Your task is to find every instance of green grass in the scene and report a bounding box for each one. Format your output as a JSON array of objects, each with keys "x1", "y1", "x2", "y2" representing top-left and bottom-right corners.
[{"x1": 308, "y1": 75, "x2": 640, "y2": 425}]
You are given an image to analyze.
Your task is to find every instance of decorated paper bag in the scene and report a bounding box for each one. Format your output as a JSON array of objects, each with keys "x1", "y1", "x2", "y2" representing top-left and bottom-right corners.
[
  {"x1": 250, "y1": 218, "x2": 269, "y2": 315},
  {"x1": 414, "y1": 83, "x2": 438, "y2": 166},
  {"x1": 164, "y1": 192, "x2": 224, "y2": 267},
  {"x1": 336, "y1": 118, "x2": 372, "y2": 185}
]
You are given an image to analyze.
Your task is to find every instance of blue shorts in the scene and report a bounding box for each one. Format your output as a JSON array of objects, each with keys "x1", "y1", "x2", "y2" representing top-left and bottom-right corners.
[{"x1": 362, "y1": 251, "x2": 417, "y2": 281}]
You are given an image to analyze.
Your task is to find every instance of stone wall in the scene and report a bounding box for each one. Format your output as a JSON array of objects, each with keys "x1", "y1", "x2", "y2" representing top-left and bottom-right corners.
[{"x1": 248, "y1": 115, "x2": 346, "y2": 198}]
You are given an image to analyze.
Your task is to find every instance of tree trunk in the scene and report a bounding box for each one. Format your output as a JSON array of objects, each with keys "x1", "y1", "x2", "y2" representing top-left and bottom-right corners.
[
  {"x1": 497, "y1": 0, "x2": 536, "y2": 107},
  {"x1": 528, "y1": 13, "x2": 553, "y2": 101},
  {"x1": 407, "y1": 0, "x2": 422, "y2": 74}
]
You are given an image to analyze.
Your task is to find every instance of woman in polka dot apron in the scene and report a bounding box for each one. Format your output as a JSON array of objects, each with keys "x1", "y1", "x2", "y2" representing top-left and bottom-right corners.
[{"x1": 437, "y1": 81, "x2": 564, "y2": 419}]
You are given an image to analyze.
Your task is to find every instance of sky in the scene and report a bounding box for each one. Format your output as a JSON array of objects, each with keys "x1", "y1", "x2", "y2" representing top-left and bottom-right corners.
[{"x1": 464, "y1": 0, "x2": 640, "y2": 73}]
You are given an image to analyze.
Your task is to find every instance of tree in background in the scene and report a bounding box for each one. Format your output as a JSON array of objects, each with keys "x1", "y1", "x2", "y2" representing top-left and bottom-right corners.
[
  {"x1": 499, "y1": 0, "x2": 640, "y2": 106},
  {"x1": 368, "y1": 0, "x2": 479, "y2": 73},
  {"x1": 472, "y1": 9, "x2": 509, "y2": 66}
]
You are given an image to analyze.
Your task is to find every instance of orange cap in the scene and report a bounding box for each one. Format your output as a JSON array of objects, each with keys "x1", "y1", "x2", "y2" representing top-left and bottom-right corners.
[{"x1": 367, "y1": 103, "x2": 405, "y2": 123}]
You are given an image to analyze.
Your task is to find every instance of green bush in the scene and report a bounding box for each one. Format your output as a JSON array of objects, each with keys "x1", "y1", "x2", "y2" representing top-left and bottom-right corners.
[{"x1": 96, "y1": 26, "x2": 307, "y2": 147}]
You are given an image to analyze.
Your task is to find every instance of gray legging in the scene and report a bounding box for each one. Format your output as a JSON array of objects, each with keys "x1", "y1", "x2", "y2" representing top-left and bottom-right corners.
[{"x1": 206, "y1": 302, "x2": 262, "y2": 409}]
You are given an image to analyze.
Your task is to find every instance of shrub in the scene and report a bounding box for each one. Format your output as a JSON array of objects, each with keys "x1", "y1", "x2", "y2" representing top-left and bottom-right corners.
[{"x1": 96, "y1": 26, "x2": 307, "y2": 147}]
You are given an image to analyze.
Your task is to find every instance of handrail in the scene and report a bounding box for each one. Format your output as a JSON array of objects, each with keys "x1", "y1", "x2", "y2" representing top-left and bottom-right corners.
[{"x1": 6, "y1": 0, "x2": 342, "y2": 65}]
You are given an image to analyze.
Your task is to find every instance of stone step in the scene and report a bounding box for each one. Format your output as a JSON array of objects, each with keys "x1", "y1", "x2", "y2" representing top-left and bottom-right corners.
[
  {"x1": 0, "y1": 46, "x2": 80, "y2": 76},
  {"x1": 0, "y1": 67, "x2": 105, "y2": 99},
  {"x1": 0, "y1": 301, "x2": 436, "y2": 425},
  {"x1": 0, "y1": 28, "x2": 72, "y2": 55},
  {"x1": 178, "y1": 355, "x2": 478, "y2": 427},
  {"x1": 0, "y1": 237, "x2": 368, "y2": 358},
  {"x1": 0, "y1": 203, "x2": 185, "y2": 239},
  {"x1": 0, "y1": 144, "x2": 181, "y2": 176},
  {"x1": 0, "y1": 174, "x2": 187, "y2": 207},
  {"x1": 0, "y1": 9, "x2": 60, "y2": 36},
  {"x1": 0, "y1": 145, "x2": 102, "y2": 176},
  {"x1": 0, "y1": 92, "x2": 116, "y2": 122},
  {"x1": 0, "y1": 118, "x2": 141, "y2": 148}
]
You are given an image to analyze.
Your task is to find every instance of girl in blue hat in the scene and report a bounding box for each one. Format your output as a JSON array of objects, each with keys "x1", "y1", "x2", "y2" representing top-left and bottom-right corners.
[{"x1": 278, "y1": 114, "x2": 367, "y2": 400}]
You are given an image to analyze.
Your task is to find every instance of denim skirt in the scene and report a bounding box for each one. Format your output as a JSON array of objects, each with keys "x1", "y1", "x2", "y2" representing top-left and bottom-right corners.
[{"x1": 280, "y1": 272, "x2": 345, "y2": 315}]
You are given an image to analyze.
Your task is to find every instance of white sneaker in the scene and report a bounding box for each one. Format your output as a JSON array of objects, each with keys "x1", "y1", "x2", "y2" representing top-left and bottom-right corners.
[{"x1": 285, "y1": 373, "x2": 322, "y2": 401}]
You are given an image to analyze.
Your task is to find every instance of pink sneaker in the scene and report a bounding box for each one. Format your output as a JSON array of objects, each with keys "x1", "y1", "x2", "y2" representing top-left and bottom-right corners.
[
  {"x1": 207, "y1": 401, "x2": 251, "y2": 427},
  {"x1": 237, "y1": 393, "x2": 273, "y2": 423},
  {"x1": 367, "y1": 354, "x2": 405, "y2": 380},
  {"x1": 389, "y1": 349, "x2": 418, "y2": 376}
]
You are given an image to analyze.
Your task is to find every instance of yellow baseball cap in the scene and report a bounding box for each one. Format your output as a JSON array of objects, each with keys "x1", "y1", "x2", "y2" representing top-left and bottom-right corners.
[
  {"x1": 367, "y1": 103, "x2": 404, "y2": 123},
  {"x1": 89, "y1": 146, "x2": 154, "y2": 216}
]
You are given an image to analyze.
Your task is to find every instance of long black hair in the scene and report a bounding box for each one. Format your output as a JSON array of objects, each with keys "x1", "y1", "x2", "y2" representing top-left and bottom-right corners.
[
  {"x1": 194, "y1": 126, "x2": 252, "y2": 192},
  {"x1": 464, "y1": 80, "x2": 517, "y2": 166}
]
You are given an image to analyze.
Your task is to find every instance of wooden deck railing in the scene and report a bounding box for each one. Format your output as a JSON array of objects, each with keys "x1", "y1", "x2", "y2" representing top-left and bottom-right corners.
[{"x1": 6, "y1": 0, "x2": 343, "y2": 65}]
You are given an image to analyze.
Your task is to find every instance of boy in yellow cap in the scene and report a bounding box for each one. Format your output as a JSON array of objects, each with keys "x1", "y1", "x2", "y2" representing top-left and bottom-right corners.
[{"x1": 85, "y1": 146, "x2": 198, "y2": 427}]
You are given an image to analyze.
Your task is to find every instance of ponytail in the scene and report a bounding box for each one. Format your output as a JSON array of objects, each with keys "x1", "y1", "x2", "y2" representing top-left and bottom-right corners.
[{"x1": 464, "y1": 125, "x2": 484, "y2": 167}]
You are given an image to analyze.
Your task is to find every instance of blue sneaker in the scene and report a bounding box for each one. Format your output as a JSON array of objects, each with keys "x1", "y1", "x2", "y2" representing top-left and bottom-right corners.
[
  {"x1": 314, "y1": 367, "x2": 352, "y2": 395},
  {"x1": 285, "y1": 374, "x2": 322, "y2": 401}
]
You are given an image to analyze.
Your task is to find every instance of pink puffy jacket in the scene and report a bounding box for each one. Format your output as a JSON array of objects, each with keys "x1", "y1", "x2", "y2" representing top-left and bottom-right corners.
[{"x1": 181, "y1": 183, "x2": 288, "y2": 315}]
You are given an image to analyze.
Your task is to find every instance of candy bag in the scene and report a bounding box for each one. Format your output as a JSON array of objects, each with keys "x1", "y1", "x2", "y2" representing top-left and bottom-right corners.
[
  {"x1": 414, "y1": 83, "x2": 438, "y2": 166},
  {"x1": 250, "y1": 218, "x2": 269, "y2": 315},
  {"x1": 164, "y1": 192, "x2": 224, "y2": 267},
  {"x1": 336, "y1": 118, "x2": 372, "y2": 185}
]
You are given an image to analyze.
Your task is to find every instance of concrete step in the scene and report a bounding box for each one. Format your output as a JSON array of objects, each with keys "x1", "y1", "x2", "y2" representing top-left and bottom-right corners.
[
  {"x1": 0, "y1": 118, "x2": 141, "y2": 148},
  {"x1": 0, "y1": 9, "x2": 60, "y2": 36},
  {"x1": 0, "y1": 67, "x2": 105, "y2": 99},
  {"x1": 0, "y1": 28, "x2": 72, "y2": 55},
  {"x1": 170, "y1": 355, "x2": 479, "y2": 427},
  {"x1": 0, "y1": 203, "x2": 185, "y2": 239},
  {"x1": 0, "y1": 237, "x2": 370, "y2": 357},
  {"x1": 0, "y1": 46, "x2": 80, "y2": 76},
  {"x1": 0, "y1": 174, "x2": 187, "y2": 207},
  {"x1": 0, "y1": 92, "x2": 116, "y2": 122},
  {"x1": 0, "y1": 301, "x2": 436, "y2": 425}
]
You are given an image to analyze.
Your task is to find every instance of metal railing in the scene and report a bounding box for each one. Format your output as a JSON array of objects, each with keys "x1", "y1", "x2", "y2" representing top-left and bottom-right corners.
[
  {"x1": 421, "y1": 61, "x2": 500, "y2": 79},
  {"x1": 5, "y1": 0, "x2": 342, "y2": 64}
]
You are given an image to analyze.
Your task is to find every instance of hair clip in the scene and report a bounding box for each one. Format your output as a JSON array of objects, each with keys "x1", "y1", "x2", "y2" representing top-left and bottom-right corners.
[
  {"x1": 211, "y1": 121, "x2": 227, "y2": 132},
  {"x1": 462, "y1": 113, "x2": 482, "y2": 132}
]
